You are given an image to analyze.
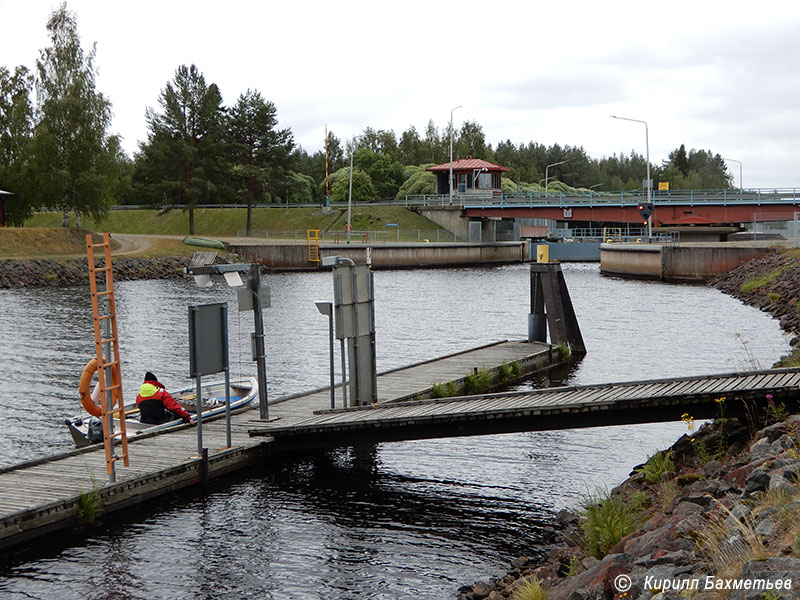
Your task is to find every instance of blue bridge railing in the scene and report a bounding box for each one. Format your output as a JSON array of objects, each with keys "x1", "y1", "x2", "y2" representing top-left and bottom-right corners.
[{"x1": 404, "y1": 188, "x2": 800, "y2": 209}]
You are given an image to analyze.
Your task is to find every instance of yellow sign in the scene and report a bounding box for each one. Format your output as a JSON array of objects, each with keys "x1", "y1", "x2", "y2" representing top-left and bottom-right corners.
[{"x1": 658, "y1": 182, "x2": 670, "y2": 191}]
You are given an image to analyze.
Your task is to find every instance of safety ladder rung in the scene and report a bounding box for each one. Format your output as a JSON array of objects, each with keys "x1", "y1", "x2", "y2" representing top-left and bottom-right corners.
[
  {"x1": 100, "y1": 383, "x2": 122, "y2": 392},
  {"x1": 104, "y1": 405, "x2": 125, "y2": 414},
  {"x1": 96, "y1": 360, "x2": 120, "y2": 368},
  {"x1": 92, "y1": 266, "x2": 112, "y2": 273},
  {"x1": 89, "y1": 242, "x2": 111, "y2": 249},
  {"x1": 98, "y1": 338, "x2": 118, "y2": 346},
  {"x1": 96, "y1": 314, "x2": 113, "y2": 321},
  {"x1": 96, "y1": 290, "x2": 112, "y2": 297}
]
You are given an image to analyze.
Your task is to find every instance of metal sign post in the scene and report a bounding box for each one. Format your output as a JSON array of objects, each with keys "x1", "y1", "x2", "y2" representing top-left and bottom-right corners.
[
  {"x1": 185, "y1": 260, "x2": 270, "y2": 420},
  {"x1": 189, "y1": 302, "x2": 230, "y2": 452}
]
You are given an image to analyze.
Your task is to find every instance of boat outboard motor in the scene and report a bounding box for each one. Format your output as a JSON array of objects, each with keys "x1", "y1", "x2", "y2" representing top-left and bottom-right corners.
[{"x1": 87, "y1": 417, "x2": 104, "y2": 444}]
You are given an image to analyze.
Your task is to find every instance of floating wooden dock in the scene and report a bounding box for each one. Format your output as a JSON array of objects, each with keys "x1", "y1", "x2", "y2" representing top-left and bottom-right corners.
[
  {"x1": 0, "y1": 339, "x2": 554, "y2": 552},
  {"x1": 250, "y1": 368, "x2": 800, "y2": 450}
]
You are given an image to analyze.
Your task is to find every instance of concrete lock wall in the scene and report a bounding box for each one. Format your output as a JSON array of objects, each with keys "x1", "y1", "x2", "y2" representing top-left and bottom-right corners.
[
  {"x1": 662, "y1": 245, "x2": 773, "y2": 281},
  {"x1": 600, "y1": 243, "x2": 776, "y2": 281},
  {"x1": 600, "y1": 244, "x2": 663, "y2": 279},
  {"x1": 229, "y1": 242, "x2": 525, "y2": 270}
]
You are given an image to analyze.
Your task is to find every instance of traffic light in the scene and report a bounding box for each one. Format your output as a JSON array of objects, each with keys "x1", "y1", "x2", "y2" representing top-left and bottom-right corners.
[{"x1": 637, "y1": 202, "x2": 654, "y2": 225}]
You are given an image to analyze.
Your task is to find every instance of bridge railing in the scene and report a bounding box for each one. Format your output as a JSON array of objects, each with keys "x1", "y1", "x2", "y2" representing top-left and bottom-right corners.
[
  {"x1": 236, "y1": 229, "x2": 468, "y2": 243},
  {"x1": 404, "y1": 188, "x2": 800, "y2": 209}
]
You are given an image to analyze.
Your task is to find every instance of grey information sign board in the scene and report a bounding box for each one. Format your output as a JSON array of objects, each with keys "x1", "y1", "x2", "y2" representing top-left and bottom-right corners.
[{"x1": 189, "y1": 302, "x2": 229, "y2": 377}]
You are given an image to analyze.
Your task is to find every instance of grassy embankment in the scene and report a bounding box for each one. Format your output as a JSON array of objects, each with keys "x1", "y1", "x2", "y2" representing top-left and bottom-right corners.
[{"x1": 6, "y1": 206, "x2": 442, "y2": 259}]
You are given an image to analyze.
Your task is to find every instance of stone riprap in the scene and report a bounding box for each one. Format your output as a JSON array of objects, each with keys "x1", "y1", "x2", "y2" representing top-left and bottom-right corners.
[{"x1": 0, "y1": 257, "x2": 192, "y2": 288}]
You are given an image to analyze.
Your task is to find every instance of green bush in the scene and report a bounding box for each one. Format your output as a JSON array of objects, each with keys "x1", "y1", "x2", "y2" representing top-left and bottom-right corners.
[
  {"x1": 498, "y1": 361, "x2": 513, "y2": 383},
  {"x1": 464, "y1": 368, "x2": 492, "y2": 394},
  {"x1": 446, "y1": 380, "x2": 458, "y2": 397},
  {"x1": 431, "y1": 381, "x2": 448, "y2": 398}
]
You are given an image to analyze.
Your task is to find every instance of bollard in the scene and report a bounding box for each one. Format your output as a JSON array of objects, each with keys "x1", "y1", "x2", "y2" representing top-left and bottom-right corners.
[{"x1": 537, "y1": 244, "x2": 549, "y2": 263}]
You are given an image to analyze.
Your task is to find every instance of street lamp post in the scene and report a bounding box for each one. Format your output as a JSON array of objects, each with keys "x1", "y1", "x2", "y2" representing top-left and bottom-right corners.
[
  {"x1": 723, "y1": 157, "x2": 743, "y2": 190},
  {"x1": 611, "y1": 115, "x2": 652, "y2": 237},
  {"x1": 545, "y1": 160, "x2": 569, "y2": 194},
  {"x1": 449, "y1": 105, "x2": 462, "y2": 205}
]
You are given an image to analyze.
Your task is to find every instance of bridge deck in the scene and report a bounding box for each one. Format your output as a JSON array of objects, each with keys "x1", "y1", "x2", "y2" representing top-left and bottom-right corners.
[{"x1": 249, "y1": 368, "x2": 800, "y2": 449}]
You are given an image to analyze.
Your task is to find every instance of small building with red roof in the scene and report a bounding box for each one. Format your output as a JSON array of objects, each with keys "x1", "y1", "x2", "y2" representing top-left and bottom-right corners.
[{"x1": 426, "y1": 157, "x2": 509, "y2": 196}]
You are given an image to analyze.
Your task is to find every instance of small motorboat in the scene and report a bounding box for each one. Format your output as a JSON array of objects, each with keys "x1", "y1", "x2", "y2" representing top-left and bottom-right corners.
[{"x1": 65, "y1": 377, "x2": 258, "y2": 447}]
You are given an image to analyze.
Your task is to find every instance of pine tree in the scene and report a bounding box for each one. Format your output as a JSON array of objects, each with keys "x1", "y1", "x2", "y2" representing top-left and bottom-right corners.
[
  {"x1": 136, "y1": 64, "x2": 225, "y2": 234},
  {"x1": 227, "y1": 89, "x2": 294, "y2": 233}
]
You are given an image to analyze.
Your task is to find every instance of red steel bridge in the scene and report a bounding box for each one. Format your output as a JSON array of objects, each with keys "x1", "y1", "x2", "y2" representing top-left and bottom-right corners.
[{"x1": 404, "y1": 189, "x2": 800, "y2": 226}]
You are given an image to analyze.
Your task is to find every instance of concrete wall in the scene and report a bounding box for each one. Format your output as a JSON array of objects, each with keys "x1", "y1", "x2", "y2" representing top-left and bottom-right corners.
[
  {"x1": 229, "y1": 242, "x2": 525, "y2": 270},
  {"x1": 662, "y1": 245, "x2": 773, "y2": 282},
  {"x1": 415, "y1": 207, "x2": 470, "y2": 240},
  {"x1": 600, "y1": 243, "x2": 776, "y2": 281},
  {"x1": 600, "y1": 244, "x2": 663, "y2": 279}
]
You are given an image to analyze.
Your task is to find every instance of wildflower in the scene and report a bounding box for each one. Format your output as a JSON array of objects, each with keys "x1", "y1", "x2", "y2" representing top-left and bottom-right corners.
[{"x1": 681, "y1": 412, "x2": 696, "y2": 433}]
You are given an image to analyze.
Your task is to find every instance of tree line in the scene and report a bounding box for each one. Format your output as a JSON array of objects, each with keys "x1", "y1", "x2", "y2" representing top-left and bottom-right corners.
[{"x1": 0, "y1": 3, "x2": 733, "y2": 231}]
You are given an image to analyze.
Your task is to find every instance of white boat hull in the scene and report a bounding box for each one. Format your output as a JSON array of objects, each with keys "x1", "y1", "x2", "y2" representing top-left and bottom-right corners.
[{"x1": 65, "y1": 377, "x2": 258, "y2": 447}]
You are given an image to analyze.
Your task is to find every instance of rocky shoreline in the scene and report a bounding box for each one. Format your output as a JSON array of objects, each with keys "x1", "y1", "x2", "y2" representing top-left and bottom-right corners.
[
  {"x1": 459, "y1": 247, "x2": 800, "y2": 600},
  {"x1": 0, "y1": 256, "x2": 193, "y2": 288}
]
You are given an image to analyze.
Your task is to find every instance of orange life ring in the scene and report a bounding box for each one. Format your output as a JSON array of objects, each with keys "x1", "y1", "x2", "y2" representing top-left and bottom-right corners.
[{"x1": 78, "y1": 358, "x2": 103, "y2": 417}]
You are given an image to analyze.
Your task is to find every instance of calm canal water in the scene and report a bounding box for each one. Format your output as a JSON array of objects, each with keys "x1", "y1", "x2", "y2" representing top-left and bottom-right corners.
[{"x1": 0, "y1": 263, "x2": 789, "y2": 599}]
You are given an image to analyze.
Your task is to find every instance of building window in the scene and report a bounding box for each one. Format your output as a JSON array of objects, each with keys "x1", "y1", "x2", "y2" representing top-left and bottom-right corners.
[{"x1": 479, "y1": 172, "x2": 492, "y2": 189}]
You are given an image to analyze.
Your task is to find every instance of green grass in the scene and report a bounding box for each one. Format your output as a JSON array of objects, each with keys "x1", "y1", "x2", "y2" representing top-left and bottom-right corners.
[
  {"x1": 76, "y1": 484, "x2": 101, "y2": 525},
  {"x1": 0, "y1": 227, "x2": 92, "y2": 258},
  {"x1": 25, "y1": 205, "x2": 444, "y2": 238},
  {"x1": 740, "y1": 266, "x2": 788, "y2": 294},
  {"x1": 511, "y1": 577, "x2": 549, "y2": 600},
  {"x1": 636, "y1": 449, "x2": 675, "y2": 484},
  {"x1": 580, "y1": 490, "x2": 647, "y2": 558}
]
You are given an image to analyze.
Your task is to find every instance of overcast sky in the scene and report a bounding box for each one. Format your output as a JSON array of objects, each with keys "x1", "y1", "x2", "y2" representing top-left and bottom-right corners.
[{"x1": 2, "y1": 0, "x2": 799, "y2": 189}]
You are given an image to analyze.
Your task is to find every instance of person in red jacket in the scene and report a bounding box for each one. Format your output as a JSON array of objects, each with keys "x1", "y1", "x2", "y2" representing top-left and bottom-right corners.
[{"x1": 135, "y1": 372, "x2": 194, "y2": 425}]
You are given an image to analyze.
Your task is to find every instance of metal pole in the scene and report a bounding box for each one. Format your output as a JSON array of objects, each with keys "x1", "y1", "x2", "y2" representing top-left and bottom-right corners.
[
  {"x1": 340, "y1": 337, "x2": 348, "y2": 407},
  {"x1": 250, "y1": 264, "x2": 269, "y2": 420},
  {"x1": 325, "y1": 305, "x2": 335, "y2": 409},
  {"x1": 545, "y1": 160, "x2": 568, "y2": 195},
  {"x1": 195, "y1": 374, "x2": 203, "y2": 455},
  {"x1": 644, "y1": 122, "x2": 652, "y2": 238},
  {"x1": 449, "y1": 105, "x2": 461, "y2": 205},
  {"x1": 347, "y1": 152, "x2": 353, "y2": 244},
  {"x1": 611, "y1": 115, "x2": 652, "y2": 236},
  {"x1": 350, "y1": 264, "x2": 360, "y2": 405},
  {"x1": 723, "y1": 157, "x2": 743, "y2": 190}
]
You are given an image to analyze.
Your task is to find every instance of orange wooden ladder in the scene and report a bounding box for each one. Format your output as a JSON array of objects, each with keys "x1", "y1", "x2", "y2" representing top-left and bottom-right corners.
[{"x1": 86, "y1": 232, "x2": 129, "y2": 479}]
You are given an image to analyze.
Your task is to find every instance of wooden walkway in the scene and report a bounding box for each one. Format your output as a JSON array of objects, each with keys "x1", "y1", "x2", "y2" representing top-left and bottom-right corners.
[
  {"x1": 249, "y1": 367, "x2": 800, "y2": 450},
  {"x1": 0, "y1": 339, "x2": 552, "y2": 551}
]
